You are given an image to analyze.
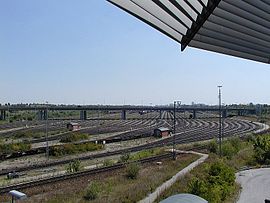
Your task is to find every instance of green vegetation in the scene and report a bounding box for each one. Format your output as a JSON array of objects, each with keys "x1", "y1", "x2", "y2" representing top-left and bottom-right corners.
[
  {"x1": 208, "y1": 137, "x2": 244, "y2": 159},
  {"x1": 157, "y1": 155, "x2": 237, "y2": 203},
  {"x1": 0, "y1": 142, "x2": 31, "y2": 154},
  {"x1": 126, "y1": 163, "x2": 140, "y2": 179},
  {"x1": 252, "y1": 134, "x2": 270, "y2": 165},
  {"x1": 103, "y1": 159, "x2": 115, "y2": 167},
  {"x1": 188, "y1": 161, "x2": 235, "y2": 203},
  {"x1": 118, "y1": 148, "x2": 165, "y2": 163},
  {"x1": 7, "y1": 111, "x2": 36, "y2": 122},
  {"x1": 49, "y1": 142, "x2": 103, "y2": 157},
  {"x1": 84, "y1": 181, "x2": 101, "y2": 200},
  {"x1": 130, "y1": 148, "x2": 164, "y2": 160},
  {"x1": 60, "y1": 133, "x2": 89, "y2": 143},
  {"x1": 10, "y1": 130, "x2": 64, "y2": 140},
  {"x1": 35, "y1": 154, "x2": 198, "y2": 203},
  {"x1": 66, "y1": 159, "x2": 81, "y2": 173},
  {"x1": 118, "y1": 153, "x2": 130, "y2": 163}
]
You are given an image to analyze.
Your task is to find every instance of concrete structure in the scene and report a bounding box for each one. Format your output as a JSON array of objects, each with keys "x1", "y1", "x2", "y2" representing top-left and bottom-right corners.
[
  {"x1": 236, "y1": 168, "x2": 270, "y2": 203},
  {"x1": 121, "y1": 110, "x2": 126, "y2": 120},
  {"x1": 67, "y1": 122, "x2": 81, "y2": 131},
  {"x1": 37, "y1": 110, "x2": 47, "y2": 120},
  {"x1": 0, "y1": 110, "x2": 6, "y2": 120},
  {"x1": 153, "y1": 127, "x2": 172, "y2": 138},
  {"x1": 222, "y1": 109, "x2": 228, "y2": 118},
  {"x1": 160, "y1": 194, "x2": 208, "y2": 203},
  {"x1": 80, "y1": 110, "x2": 87, "y2": 120},
  {"x1": 159, "y1": 110, "x2": 162, "y2": 119},
  {"x1": 193, "y1": 110, "x2": 197, "y2": 119},
  {"x1": 0, "y1": 105, "x2": 256, "y2": 121}
]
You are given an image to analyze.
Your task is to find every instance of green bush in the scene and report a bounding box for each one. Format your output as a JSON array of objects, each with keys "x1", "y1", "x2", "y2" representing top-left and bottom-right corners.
[
  {"x1": 119, "y1": 153, "x2": 130, "y2": 163},
  {"x1": 126, "y1": 163, "x2": 140, "y2": 179},
  {"x1": 66, "y1": 159, "x2": 81, "y2": 173},
  {"x1": 130, "y1": 148, "x2": 163, "y2": 161},
  {"x1": 253, "y1": 135, "x2": 270, "y2": 164},
  {"x1": 208, "y1": 141, "x2": 218, "y2": 153},
  {"x1": 103, "y1": 159, "x2": 114, "y2": 166},
  {"x1": 84, "y1": 181, "x2": 100, "y2": 200},
  {"x1": 229, "y1": 137, "x2": 242, "y2": 152},
  {"x1": 0, "y1": 143, "x2": 31, "y2": 154},
  {"x1": 222, "y1": 142, "x2": 236, "y2": 159},
  {"x1": 49, "y1": 142, "x2": 103, "y2": 157},
  {"x1": 60, "y1": 133, "x2": 89, "y2": 143},
  {"x1": 209, "y1": 138, "x2": 242, "y2": 159},
  {"x1": 188, "y1": 161, "x2": 235, "y2": 203}
]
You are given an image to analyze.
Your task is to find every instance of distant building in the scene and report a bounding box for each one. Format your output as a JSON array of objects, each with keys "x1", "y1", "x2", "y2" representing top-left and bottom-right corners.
[
  {"x1": 67, "y1": 122, "x2": 81, "y2": 131},
  {"x1": 153, "y1": 127, "x2": 172, "y2": 138}
]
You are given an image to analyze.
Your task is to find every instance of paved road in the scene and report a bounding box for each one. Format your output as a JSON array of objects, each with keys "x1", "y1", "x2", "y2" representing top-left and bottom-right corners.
[{"x1": 236, "y1": 168, "x2": 270, "y2": 203}]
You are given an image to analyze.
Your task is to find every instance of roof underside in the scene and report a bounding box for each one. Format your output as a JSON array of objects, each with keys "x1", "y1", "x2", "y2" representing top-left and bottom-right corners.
[{"x1": 108, "y1": 0, "x2": 270, "y2": 64}]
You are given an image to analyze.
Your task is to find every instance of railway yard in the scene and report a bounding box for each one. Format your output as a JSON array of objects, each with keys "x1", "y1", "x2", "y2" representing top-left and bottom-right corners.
[{"x1": 0, "y1": 110, "x2": 267, "y2": 202}]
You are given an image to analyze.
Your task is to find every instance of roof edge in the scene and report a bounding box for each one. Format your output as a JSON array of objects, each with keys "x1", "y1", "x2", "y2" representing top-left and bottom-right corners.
[{"x1": 181, "y1": 0, "x2": 221, "y2": 51}]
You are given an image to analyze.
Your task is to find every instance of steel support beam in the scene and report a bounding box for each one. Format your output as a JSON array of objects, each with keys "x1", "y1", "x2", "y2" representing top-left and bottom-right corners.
[
  {"x1": 222, "y1": 109, "x2": 228, "y2": 118},
  {"x1": 121, "y1": 110, "x2": 127, "y2": 120},
  {"x1": 193, "y1": 110, "x2": 197, "y2": 119},
  {"x1": 0, "y1": 110, "x2": 6, "y2": 120}
]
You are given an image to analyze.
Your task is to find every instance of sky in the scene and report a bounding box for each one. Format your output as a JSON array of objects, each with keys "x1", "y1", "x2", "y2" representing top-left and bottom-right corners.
[{"x1": 0, "y1": 0, "x2": 270, "y2": 106}]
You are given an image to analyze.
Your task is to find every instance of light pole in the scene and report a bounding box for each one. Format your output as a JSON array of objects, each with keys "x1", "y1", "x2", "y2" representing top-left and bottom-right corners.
[
  {"x1": 45, "y1": 101, "x2": 49, "y2": 159},
  {"x1": 173, "y1": 101, "x2": 181, "y2": 160},
  {"x1": 218, "y1": 86, "x2": 222, "y2": 157}
]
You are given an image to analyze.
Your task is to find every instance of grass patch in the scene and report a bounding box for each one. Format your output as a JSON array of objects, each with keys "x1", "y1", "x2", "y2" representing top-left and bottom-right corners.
[
  {"x1": 156, "y1": 155, "x2": 237, "y2": 203},
  {"x1": 49, "y1": 142, "x2": 103, "y2": 157},
  {"x1": 157, "y1": 137, "x2": 260, "y2": 203},
  {"x1": 60, "y1": 132, "x2": 89, "y2": 143},
  {"x1": 0, "y1": 142, "x2": 31, "y2": 155},
  {"x1": 118, "y1": 148, "x2": 166, "y2": 163},
  {"x1": 10, "y1": 130, "x2": 65, "y2": 140},
  {"x1": 38, "y1": 153, "x2": 198, "y2": 203}
]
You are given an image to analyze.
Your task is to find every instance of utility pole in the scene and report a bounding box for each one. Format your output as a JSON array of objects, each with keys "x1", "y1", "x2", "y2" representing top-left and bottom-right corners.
[
  {"x1": 45, "y1": 101, "x2": 49, "y2": 159},
  {"x1": 218, "y1": 86, "x2": 222, "y2": 157},
  {"x1": 173, "y1": 101, "x2": 181, "y2": 160},
  {"x1": 173, "y1": 101, "x2": 176, "y2": 160}
]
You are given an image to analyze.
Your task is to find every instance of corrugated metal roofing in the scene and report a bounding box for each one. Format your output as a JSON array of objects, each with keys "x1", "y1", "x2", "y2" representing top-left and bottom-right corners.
[
  {"x1": 108, "y1": 0, "x2": 270, "y2": 64},
  {"x1": 160, "y1": 193, "x2": 208, "y2": 203}
]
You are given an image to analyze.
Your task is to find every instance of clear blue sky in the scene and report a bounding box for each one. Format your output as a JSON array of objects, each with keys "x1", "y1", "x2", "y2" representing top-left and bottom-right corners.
[{"x1": 1, "y1": 0, "x2": 269, "y2": 106}]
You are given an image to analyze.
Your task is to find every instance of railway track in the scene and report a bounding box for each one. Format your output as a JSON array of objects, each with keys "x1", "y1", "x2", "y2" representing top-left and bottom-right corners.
[
  {"x1": 0, "y1": 118, "x2": 262, "y2": 176},
  {"x1": 0, "y1": 153, "x2": 172, "y2": 194}
]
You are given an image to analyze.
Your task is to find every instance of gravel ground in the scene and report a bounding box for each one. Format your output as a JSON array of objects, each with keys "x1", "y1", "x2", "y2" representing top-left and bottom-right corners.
[{"x1": 236, "y1": 168, "x2": 270, "y2": 203}]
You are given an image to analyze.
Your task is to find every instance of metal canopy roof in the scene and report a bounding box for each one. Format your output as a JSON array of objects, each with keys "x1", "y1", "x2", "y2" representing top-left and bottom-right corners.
[{"x1": 108, "y1": 0, "x2": 270, "y2": 64}]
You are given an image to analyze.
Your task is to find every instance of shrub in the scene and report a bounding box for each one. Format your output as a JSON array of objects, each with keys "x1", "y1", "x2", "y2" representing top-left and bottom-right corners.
[
  {"x1": 188, "y1": 178, "x2": 207, "y2": 196},
  {"x1": 126, "y1": 163, "x2": 140, "y2": 179},
  {"x1": 252, "y1": 135, "x2": 270, "y2": 164},
  {"x1": 60, "y1": 133, "x2": 88, "y2": 143},
  {"x1": 0, "y1": 143, "x2": 31, "y2": 154},
  {"x1": 66, "y1": 159, "x2": 81, "y2": 173},
  {"x1": 208, "y1": 140, "x2": 218, "y2": 153},
  {"x1": 222, "y1": 142, "x2": 236, "y2": 159},
  {"x1": 103, "y1": 159, "x2": 114, "y2": 166},
  {"x1": 49, "y1": 142, "x2": 103, "y2": 157},
  {"x1": 119, "y1": 153, "x2": 130, "y2": 163},
  {"x1": 84, "y1": 181, "x2": 100, "y2": 200},
  {"x1": 229, "y1": 137, "x2": 241, "y2": 152},
  {"x1": 188, "y1": 161, "x2": 235, "y2": 203}
]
